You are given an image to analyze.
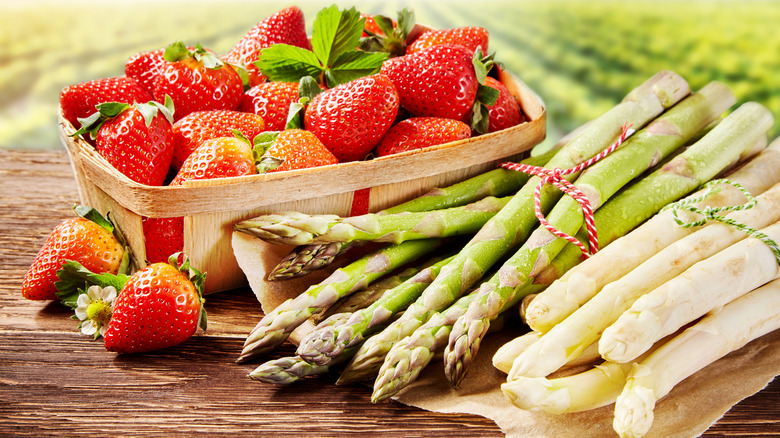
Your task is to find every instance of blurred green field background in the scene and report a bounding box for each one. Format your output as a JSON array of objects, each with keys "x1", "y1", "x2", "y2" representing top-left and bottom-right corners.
[{"x1": 2, "y1": 0, "x2": 779, "y2": 150}]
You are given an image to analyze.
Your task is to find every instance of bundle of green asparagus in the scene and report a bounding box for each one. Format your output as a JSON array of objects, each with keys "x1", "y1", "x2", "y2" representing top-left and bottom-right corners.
[{"x1": 232, "y1": 70, "x2": 777, "y2": 430}]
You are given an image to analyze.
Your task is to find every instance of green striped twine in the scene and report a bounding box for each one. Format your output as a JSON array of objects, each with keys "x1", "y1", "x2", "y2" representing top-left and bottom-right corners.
[{"x1": 662, "y1": 178, "x2": 780, "y2": 265}]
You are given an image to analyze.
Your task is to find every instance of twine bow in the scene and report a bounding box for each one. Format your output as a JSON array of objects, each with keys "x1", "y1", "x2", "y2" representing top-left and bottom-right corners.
[
  {"x1": 500, "y1": 123, "x2": 634, "y2": 259},
  {"x1": 662, "y1": 179, "x2": 780, "y2": 265}
]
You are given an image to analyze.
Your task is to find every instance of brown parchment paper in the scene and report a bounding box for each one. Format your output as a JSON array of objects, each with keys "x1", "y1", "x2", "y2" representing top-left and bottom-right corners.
[{"x1": 232, "y1": 231, "x2": 780, "y2": 438}]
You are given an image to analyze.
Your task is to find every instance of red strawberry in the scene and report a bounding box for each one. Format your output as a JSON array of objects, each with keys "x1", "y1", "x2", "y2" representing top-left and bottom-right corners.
[
  {"x1": 484, "y1": 76, "x2": 525, "y2": 133},
  {"x1": 238, "y1": 81, "x2": 300, "y2": 131},
  {"x1": 171, "y1": 110, "x2": 266, "y2": 171},
  {"x1": 77, "y1": 100, "x2": 175, "y2": 186},
  {"x1": 304, "y1": 74, "x2": 399, "y2": 162},
  {"x1": 254, "y1": 129, "x2": 338, "y2": 173},
  {"x1": 125, "y1": 46, "x2": 196, "y2": 95},
  {"x1": 103, "y1": 255, "x2": 206, "y2": 354},
  {"x1": 171, "y1": 135, "x2": 257, "y2": 185},
  {"x1": 22, "y1": 206, "x2": 127, "y2": 301},
  {"x1": 142, "y1": 217, "x2": 184, "y2": 264},
  {"x1": 406, "y1": 26, "x2": 489, "y2": 55},
  {"x1": 59, "y1": 76, "x2": 151, "y2": 129},
  {"x1": 381, "y1": 44, "x2": 478, "y2": 122},
  {"x1": 376, "y1": 117, "x2": 471, "y2": 157},
  {"x1": 223, "y1": 6, "x2": 312, "y2": 87},
  {"x1": 154, "y1": 42, "x2": 244, "y2": 121}
]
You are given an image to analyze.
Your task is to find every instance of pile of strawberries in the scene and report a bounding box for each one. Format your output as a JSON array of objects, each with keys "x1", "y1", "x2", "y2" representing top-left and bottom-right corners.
[{"x1": 24, "y1": 5, "x2": 526, "y2": 355}]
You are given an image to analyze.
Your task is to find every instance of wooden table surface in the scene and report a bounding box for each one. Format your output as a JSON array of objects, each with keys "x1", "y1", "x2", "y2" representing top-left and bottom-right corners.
[{"x1": 1, "y1": 148, "x2": 778, "y2": 437}]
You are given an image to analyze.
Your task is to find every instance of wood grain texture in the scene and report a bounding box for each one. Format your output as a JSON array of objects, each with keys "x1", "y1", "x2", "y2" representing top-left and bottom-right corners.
[{"x1": 0, "y1": 149, "x2": 777, "y2": 437}]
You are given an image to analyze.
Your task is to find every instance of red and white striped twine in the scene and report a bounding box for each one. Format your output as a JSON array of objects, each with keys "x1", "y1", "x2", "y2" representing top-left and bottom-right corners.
[{"x1": 500, "y1": 123, "x2": 634, "y2": 259}]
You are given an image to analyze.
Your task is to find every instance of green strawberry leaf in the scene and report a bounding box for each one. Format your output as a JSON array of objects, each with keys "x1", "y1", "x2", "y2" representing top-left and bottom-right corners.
[
  {"x1": 257, "y1": 5, "x2": 386, "y2": 87},
  {"x1": 358, "y1": 8, "x2": 414, "y2": 57},
  {"x1": 470, "y1": 102, "x2": 491, "y2": 135},
  {"x1": 163, "y1": 41, "x2": 192, "y2": 62},
  {"x1": 256, "y1": 156, "x2": 285, "y2": 174},
  {"x1": 73, "y1": 205, "x2": 113, "y2": 233},
  {"x1": 256, "y1": 44, "x2": 324, "y2": 83},
  {"x1": 312, "y1": 5, "x2": 364, "y2": 66},
  {"x1": 72, "y1": 102, "x2": 131, "y2": 140},
  {"x1": 298, "y1": 76, "x2": 323, "y2": 101},
  {"x1": 285, "y1": 97, "x2": 309, "y2": 130},
  {"x1": 55, "y1": 260, "x2": 129, "y2": 309},
  {"x1": 325, "y1": 50, "x2": 389, "y2": 88},
  {"x1": 251, "y1": 131, "x2": 280, "y2": 159},
  {"x1": 477, "y1": 84, "x2": 500, "y2": 107}
]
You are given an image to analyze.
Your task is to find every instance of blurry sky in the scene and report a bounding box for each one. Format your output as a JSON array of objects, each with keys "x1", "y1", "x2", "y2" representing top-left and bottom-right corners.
[{"x1": 1, "y1": 0, "x2": 778, "y2": 149}]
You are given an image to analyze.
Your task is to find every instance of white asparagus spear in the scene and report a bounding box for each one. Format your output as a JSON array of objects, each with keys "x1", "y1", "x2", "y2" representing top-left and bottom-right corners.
[
  {"x1": 493, "y1": 332, "x2": 601, "y2": 374},
  {"x1": 524, "y1": 137, "x2": 780, "y2": 333},
  {"x1": 599, "y1": 220, "x2": 780, "y2": 363},
  {"x1": 612, "y1": 278, "x2": 780, "y2": 438}
]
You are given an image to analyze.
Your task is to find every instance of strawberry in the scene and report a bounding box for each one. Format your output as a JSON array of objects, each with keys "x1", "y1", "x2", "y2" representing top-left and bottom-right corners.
[
  {"x1": 223, "y1": 6, "x2": 312, "y2": 87},
  {"x1": 238, "y1": 82, "x2": 300, "y2": 132},
  {"x1": 125, "y1": 46, "x2": 196, "y2": 95},
  {"x1": 154, "y1": 42, "x2": 244, "y2": 121},
  {"x1": 59, "y1": 76, "x2": 152, "y2": 129},
  {"x1": 304, "y1": 74, "x2": 399, "y2": 162},
  {"x1": 362, "y1": 13, "x2": 395, "y2": 37},
  {"x1": 358, "y1": 9, "x2": 413, "y2": 57},
  {"x1": 142, "y1": 217, "x2": 184, "y2": 264},
  {"x1": 171, "y1": 135, "x2": 257, "y2": 185},
  {"x1": 76, "y1": 99, "x2": 175, "y2": 186},
  {"x1": 103, "y1": 254, "x2": 206, "y2": 354},
  {"x1": 171, "y1": 110, "x2": 266, "y2": 172},
  {"x1": 22, "y1": 206, "x2": 128, "y2": 301},
  {"x1": 375, "y1": 117, "x2": 471, "y2": 157},
  {"x1": 484, "y1": 76, "x2": 525, "y2": 133},
  {"x1": 380, "y1": 44, "x2": 478, "y2": 123},
  {"x1": 406, "y1": 26, "x2": 489, "y2": 55},
  {"x1": 254, "y1": 129, "x2": 338, "y2": 173}
]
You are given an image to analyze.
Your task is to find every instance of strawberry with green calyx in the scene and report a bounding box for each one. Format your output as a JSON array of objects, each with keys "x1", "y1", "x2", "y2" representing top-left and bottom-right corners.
[
  {"x1": 239, "y1": 76, "x2": 322, "y2": 132},
  {"x1": 256, "y1": 5, "x2": 389, "y2": 88},
  {"x1": 171, "y1": 132, "x2": 257, "y2": 185},
  {"x1": 375, "y1": 117, "x2": 472, "y2": 157},
  {"x1": 59, "y1": 76, "x2": 152, "y2": 130},
  {"x1": 23, "y1": 205, "x2": 131, "y2": 301},
  {"x1": 154, "y1": 42, "x2": 244, "y2": 121},
  {"x1": 103, "y1": 253, "x2": 207, "y2": 354},
  {"x1": 223, "y1": 6, "x2": 312, "y2": 88},
  {"x1": 304, "y1": 73, "x2": 399, "y2": 162},
  {"x1": 252, "y1": 129, "x2": 338, "y2": 174},
  {"x1": 170, "y1": 109, "x2": 266, "y2": 172},
  {"x1": 358, "y1": 9, "x2": 415, "y2": 57},
  {"x1": 406, "y1": 26, "x2": 490, "y2": 55},
  {"x1": 74, "y1": 97, "x2": 176, "y2": 186},
  {"x1": 483, "y1": 76, "x2": 525, "y2": 133}
]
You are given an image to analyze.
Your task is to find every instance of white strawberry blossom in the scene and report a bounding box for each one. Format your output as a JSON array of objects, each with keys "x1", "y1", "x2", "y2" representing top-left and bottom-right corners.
[{"x1": 74, "y1": 285, "x2": 117, "y2": 338}]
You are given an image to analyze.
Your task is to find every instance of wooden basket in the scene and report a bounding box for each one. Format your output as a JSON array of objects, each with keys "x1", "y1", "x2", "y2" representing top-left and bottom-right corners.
[{"x1": 59, "y1": 69, "x2": 546, "y2": 294}]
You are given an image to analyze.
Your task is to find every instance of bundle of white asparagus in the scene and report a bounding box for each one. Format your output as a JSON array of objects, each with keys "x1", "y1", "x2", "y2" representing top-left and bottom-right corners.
[{"x1": 499, "y1": 132, "x2": 780, "y2": 436}]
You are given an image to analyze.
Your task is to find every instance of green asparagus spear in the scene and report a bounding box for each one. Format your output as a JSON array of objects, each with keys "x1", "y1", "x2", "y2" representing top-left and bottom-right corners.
[
  {"x1": 236, "y1": 238, "x2": 446, "y2": 363},
  {"x1": 442, "y1": 81, "x2": 736, "y2": 387},
  {"x1": 338, "y1": 70, "x2": 689, "y2": 384},
  {"x1": 508, "y1": 102, "x2": 774, "y2": 380},
  {"x1": 296, "y1": 255, "x2": 457, "y2": 365},
  {"x1": 250, "y1": 355, "x2": 335, "y2": 384},
  {"x1": 371, "y1": 236, "x2": 587, "y2": 402},
  {"x1": 266, "y1": 147, "x2": 562, "y2": 280}
]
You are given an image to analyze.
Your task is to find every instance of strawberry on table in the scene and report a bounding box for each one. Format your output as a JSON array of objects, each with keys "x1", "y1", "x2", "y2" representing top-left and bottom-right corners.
[
  {"x1": 154, "y1": 42, "x2": 244, "y2": 121},
  {"x1": 75, "y1": 98, "x2": 175, "y2": 186},
  {"x1": 22, "y1": 206, "x2": 129, "y2": 301},
  {"x1": 375, "y1": 117, "x2": 472, "y2": 157},
  {"x1": 254, "y1": 129, "x2": 338, "y2": 173},
  {"x1": 59, "y1": 76, "x2": 151, "y2": 129},
  {"x1": 171, "y1": 109, "x2": 266, "y2": 172},
  {"x1": 380, "y1": 44, "x2": 479, "y2": 123},
  {"x1": 103, "y1": 254, "x2": 207, "y2": 354},
  {"x1": 406, "y1": 26, "x2": 489, "y2": 55},
  {"x1": 304, "y1": 73, "x2": 399, "y2": 162},
  {"x1": 483, "y1": 76, "x2": 525, "y2": 133},
  {"x1": 238, "y1": 81, "x2": 300, "y2": 132},
  {"x1": 223, "y1": 6, "x2": 312, "y2": 87}
]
